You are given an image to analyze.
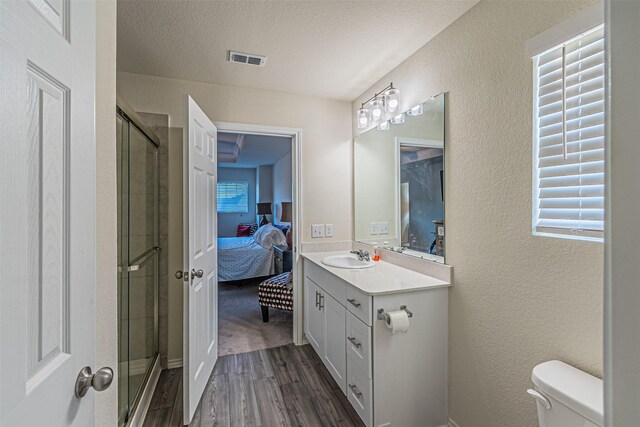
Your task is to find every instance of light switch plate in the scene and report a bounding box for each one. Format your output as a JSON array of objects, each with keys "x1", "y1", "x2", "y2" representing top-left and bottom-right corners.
[
  {"x1": 312, "y1": 224, "x2": 325, "y2": 238},
  {"x1": 370, "y1": 222, "x2": 379, "y2": 235},
  {"x1": 325, "y1": 224, "x2": 333, "y2": 237},
  {"x1": 379, "y1": 222, "x2": 389, "y2": 234}
]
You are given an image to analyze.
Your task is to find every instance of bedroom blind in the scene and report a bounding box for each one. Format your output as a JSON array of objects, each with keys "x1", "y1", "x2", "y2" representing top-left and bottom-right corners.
[
  {"x1": 217, "y1": 181, "x2": 249, "y2": 213},
  {"x1": 532, "y1": 24, "x2": 605, "y2": 241}
]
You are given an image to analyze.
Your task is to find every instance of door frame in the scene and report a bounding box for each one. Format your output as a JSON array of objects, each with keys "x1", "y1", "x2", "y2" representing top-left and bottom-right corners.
[{"x1": 214, "y1": 121, "x2": 304, "y2": 345}]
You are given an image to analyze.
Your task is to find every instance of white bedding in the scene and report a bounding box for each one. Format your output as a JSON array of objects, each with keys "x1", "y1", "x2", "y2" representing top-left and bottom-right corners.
[{"x1": 217, "y1": 236, "x2": 274, "y2": 281}]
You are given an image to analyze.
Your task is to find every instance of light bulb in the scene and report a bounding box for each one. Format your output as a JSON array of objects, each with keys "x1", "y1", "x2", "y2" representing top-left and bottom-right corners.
[
  {"x1": 390, "y1": 112, "x2": 405, "y2": 124},
  {"x1": 385, "y1": 88, "x2": 400, "y2": 113},
  {"x1": 377, "y1": 121, "x2": 390, "y2": 131},
  {"x1": 357, "y1": 108, "x2": 369, "y2": 129},
  {"x1": 407, "y1": 103, "x2": 424, "y2": 116},
  {"x1": 370, "y1": 99, "x2": 384, "y2": 122}
]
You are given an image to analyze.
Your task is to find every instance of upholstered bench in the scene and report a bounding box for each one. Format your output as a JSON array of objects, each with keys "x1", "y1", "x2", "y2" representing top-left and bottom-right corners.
[{"x1": 258, "y1": 272, "x2": 293, "y2": 322}]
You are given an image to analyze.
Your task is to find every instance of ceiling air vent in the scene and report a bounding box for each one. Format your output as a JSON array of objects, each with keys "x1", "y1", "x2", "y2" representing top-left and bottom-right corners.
[{"x1": 229, "y1": 51, "x2": 267, "y2": 67}]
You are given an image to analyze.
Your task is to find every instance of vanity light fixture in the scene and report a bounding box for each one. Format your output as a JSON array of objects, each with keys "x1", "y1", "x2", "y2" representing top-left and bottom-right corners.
[
  {"x1": 377, "y1": 121, "x2": 390, "y2": 131},
  {"x1": 385, "y1": 88, "x2": 400, "y2": 113},
  {"x1": 356, "y1": 82, "x2": 400, "y2": 129},
  {"x1": 407, "y1": 103, "x2": 424, "y2": 116},
  {"x1": 357, "y1": 107, "x2": 370, "y2": 129},
  {"x1": 370, "y1": 98, "x2": 384, "y2": 122},
  {"x1": 390, "y1": 112, "x2": 405, "y2": 124}
]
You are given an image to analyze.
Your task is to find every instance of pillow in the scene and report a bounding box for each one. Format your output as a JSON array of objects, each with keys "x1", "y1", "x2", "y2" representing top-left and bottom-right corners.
[
  {"x1": 274, "y1": 224, "x2": 290, "y2": 234},
  {"x1": 252, "y1": 224, "x2": 287, "y2": 249},
  {"x1": 239, "y1": 223, "x2": 259, "y2": 236},
  {"x1": 236, "y1": 224, "x2": 252, "y2": 237}
]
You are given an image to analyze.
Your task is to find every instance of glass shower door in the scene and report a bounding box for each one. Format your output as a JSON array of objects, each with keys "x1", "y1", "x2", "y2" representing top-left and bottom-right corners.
[{"x1": 117, "y1": 108, "x2": 159, "y2": 426}]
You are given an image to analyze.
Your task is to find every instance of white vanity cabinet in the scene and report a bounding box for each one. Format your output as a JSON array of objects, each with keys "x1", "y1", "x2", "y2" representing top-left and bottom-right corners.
[{"x1": 303, "y1": 256, "x2": 450, "y2": 427}]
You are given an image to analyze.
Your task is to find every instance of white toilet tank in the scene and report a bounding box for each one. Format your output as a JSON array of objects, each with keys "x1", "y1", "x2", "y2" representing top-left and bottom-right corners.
[{"x1": 528, "y1": 360, "x2": 603, "y2": 427}]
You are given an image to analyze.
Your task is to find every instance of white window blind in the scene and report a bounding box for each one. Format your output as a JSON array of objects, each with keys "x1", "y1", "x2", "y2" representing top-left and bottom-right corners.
[
  {"x1": 217, "y1": 181, "x2": 249, "y2": 213},
  {"x1": 532, "y1": 25, "x2": 605, "y2": 241}
]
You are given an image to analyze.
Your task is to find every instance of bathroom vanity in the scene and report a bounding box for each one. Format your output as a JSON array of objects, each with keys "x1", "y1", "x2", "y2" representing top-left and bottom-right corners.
[{"x1": 301, "y1": 251, "x2": 450, "y2": 427}]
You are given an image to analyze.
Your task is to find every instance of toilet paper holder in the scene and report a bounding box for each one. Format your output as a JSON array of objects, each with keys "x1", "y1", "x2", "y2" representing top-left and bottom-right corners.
[{"x1": 377, "y1": 305, "x2": 413, "y2": 323}]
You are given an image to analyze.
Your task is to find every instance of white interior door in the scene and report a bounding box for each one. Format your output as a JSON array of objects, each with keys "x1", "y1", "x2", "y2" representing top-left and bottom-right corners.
[
  {"x1": 183, "y1": 95, "x2": 218, "y2": 424},
  {"x1": 0, "y1": 1, "x2": 100, "y2": 425}
]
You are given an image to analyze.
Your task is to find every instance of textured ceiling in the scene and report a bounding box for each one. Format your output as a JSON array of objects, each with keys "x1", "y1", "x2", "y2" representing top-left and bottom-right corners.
[{"x1": 117, "y1": 0, "x2": 478, "y2": 101}]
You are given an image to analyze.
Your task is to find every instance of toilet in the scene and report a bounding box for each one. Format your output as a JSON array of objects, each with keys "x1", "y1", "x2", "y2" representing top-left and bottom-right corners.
[{"x1": 528, "y1": 360, "x2": 603, "y2": 427}]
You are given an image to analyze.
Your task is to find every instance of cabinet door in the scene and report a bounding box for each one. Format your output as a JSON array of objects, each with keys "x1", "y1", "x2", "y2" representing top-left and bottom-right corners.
[
  {"x1": 304, "y1": 278, "x2": 323, "y2": 353},
  {"x1": 321, "y1": 291, "x2": 347, "y2": 393}
]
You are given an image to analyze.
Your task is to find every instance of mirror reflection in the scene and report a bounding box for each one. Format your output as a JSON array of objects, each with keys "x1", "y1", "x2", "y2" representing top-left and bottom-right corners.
[{"x1": 354, "y1": 93, "x2": 445, "y2": 262}]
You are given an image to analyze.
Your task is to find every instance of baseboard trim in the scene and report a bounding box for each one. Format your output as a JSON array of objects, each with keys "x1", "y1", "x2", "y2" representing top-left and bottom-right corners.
[
  {"x1": 449, "y1": 418, "x2": 461, "y2": 427},
  {"x1": 127, "y1": 356, "x2": 161, "y2": 427},
  {"x1": 167, "y1": 358, "x2": 183, "y2": 369}
]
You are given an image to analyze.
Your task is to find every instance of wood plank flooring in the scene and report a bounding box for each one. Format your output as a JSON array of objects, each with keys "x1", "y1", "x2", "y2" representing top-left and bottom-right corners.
[{"x1": 143, "y1": 344, "x2": 365, "y2": 427}]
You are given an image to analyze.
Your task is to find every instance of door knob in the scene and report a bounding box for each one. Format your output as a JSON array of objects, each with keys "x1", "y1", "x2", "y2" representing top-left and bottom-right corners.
[
  {"x1": 191, "y1": 269, "x2": 204, "y2": 279},
  {"x1": 175, "y1": 270, "x2": 189, "y2": 281},
  {"x1": 75, "y1": 366, "x2": 113, "y2": 398}
]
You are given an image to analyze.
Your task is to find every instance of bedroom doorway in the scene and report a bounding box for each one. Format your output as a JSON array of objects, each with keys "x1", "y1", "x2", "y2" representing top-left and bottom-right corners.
[{"x1": 214, "y1": 122, "x2": 302, "y2": 357}]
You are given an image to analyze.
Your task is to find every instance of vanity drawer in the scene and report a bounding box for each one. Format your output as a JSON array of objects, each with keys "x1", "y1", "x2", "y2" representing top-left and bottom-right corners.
[
  {"x1": 346, "y1": 311, "x2": 372, "y2": 379},
  {"x1": 304, "y1": 259, "x2": 347, "y2": 301},
  {"x1": 345, "y1": 285, "x2": 372, "y2": 326},
  {"x1": 347, "y1": 365, "x2": 373, "y2": 427}
]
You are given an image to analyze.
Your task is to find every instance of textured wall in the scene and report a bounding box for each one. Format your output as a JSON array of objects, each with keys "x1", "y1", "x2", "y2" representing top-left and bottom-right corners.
[
  {"x1": 117, "y1": 71, "x2": 353, "y2": 243},
  {"x1": 352, "y1": 1, "x2": 602, "y2": 426},
  {"x1": 273, "y1": 153, "x2": 292, "y2": 224}
]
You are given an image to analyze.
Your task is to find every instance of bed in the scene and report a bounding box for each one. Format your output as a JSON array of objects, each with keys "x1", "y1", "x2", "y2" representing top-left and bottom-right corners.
[{"x1": 217, "y1": 224, "x2": 287, "y2": 282}]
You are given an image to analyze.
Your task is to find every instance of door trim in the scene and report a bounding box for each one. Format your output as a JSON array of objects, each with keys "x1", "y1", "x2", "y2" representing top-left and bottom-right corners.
[{"x1": 213, "y1": 121, "x2": 304, "y2": 345}]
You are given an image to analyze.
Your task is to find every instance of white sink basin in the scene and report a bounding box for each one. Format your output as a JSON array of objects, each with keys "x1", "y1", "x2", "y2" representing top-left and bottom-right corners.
[{"x1": 321, "y1": 254, "x2": 375, "y2": 269}]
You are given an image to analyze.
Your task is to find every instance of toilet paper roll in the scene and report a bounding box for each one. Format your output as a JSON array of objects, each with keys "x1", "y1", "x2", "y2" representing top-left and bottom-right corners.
[{"x1": 386, "y1": 310, "x2": 410, "y2": 333}]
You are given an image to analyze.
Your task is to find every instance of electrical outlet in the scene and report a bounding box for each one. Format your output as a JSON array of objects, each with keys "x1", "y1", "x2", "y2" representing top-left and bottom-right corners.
[
  {"x1": 379, "y1": 222, "x2": 389, "y2": 234},
  {"x1": 370, "y1": 222, "x2": 379, "y2": 235},
  {"x1": 312, "y1": 224, "x2": 325, "y2": 238},
  {"x1": 325, "y1": 224, "x2": 333, "y2": 237}
]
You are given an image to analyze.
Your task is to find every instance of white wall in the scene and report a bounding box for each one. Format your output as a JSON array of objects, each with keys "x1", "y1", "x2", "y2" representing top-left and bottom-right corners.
[
  {"x1": 273, "y1": 152, "x2": 292, "y2": 224},
  {"x1": 95, "y1": 0, "x2": 117, "y2": 425},
  {"x1": 117, "y1": 71, "x2": 353, "y2": 242},
  {"x1": 353, "y1": 1, "x2": 602, "y2": 426},
  {"x1": 117, "y1": 72, "x2": 353, "y2": 363},
  {"x1": 217, "y1": 167, "x2": 257, "y2": 237}
]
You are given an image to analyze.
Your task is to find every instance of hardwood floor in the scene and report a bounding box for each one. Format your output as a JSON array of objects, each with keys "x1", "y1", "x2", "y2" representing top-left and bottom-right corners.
[{"x1": 143, "y1": 344, "x2": 365, "y2": 427}]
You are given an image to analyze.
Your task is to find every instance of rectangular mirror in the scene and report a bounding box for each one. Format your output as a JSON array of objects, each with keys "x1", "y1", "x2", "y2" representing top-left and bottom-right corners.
[{"x1": 354, "y1": 93, "x2": 445, "y2": 262}]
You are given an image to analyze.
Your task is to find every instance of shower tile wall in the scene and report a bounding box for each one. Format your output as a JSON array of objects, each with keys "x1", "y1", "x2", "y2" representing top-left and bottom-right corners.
[{"x1": 138, "y1": 112, "x2": 170, "y2": 368}]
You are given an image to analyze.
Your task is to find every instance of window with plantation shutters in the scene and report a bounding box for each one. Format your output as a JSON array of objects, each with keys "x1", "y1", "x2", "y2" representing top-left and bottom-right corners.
[{"x1": 532, "y1": 24, "x2": 605, "y2": 241}]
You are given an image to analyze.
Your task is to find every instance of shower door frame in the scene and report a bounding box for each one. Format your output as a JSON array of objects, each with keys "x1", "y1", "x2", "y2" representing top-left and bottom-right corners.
[{"x1": 116, "y1": 101, "x2": 161, "y2": 427}]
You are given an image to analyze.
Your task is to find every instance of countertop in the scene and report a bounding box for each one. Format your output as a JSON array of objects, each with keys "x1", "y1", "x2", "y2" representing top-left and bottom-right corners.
[{"x1": 301, "y1": 251, "x2": 451, "y2": 295}]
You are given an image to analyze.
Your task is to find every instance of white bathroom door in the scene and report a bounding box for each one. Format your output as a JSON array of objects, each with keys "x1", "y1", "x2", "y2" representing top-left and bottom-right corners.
[
  {"x1": 183, "y1": 95, "x2": 219, "y2": 424},
  {"x1": 0, "y1": 1, "x2": 99, "y2": 426}
]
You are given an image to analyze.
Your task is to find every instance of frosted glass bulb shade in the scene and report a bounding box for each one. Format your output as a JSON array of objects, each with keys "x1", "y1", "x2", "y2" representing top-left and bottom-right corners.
[
  {"x1": 385, "y1": 88, "x2": 400, "y2": 113},
  {"x1": 377, "y1": 121, "x2": 390, "y2": 130},
  {"x1": 370, "y1": 99, "x2": 384, "y2": 121},
  {"x1": 390, "y1": 113, "x2": 405, "y2": 124},
  {"x1": 407, "y1": 103, "x2": 424, "y2": 116},
  {"x1": 357, "y1": 108, "x2": 369, "y2": 129}
]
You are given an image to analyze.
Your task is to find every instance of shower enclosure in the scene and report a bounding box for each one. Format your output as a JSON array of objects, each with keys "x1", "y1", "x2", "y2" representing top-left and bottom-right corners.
[{"x1": 117, "y1": 103, "x2": 160, "y2": 425}]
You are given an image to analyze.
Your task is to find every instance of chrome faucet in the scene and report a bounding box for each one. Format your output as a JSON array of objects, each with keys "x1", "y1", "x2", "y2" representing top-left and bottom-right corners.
[{"x1": 350, "y1": 249, "x2": 370, "y2": 261}]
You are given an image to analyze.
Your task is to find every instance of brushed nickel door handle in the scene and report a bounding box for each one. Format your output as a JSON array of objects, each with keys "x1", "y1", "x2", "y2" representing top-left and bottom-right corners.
[
  {"x1": 175, "y1": 270, "x2": 189, "y2": 282},
  {"x1": 191, "y1": 269, "x2": 204, "y2": 279},
  {"x1": 75, "y1": 366, "x2": 114, "y2": 398}
]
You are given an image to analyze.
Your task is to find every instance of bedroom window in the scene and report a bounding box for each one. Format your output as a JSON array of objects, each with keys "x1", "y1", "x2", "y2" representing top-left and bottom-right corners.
[
  {"x1": 217, "y1": 181, "x2": 249, "y2": 213},
  {"x1": 529, "y1": 12, "x2": 604, "y2": 242}
]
